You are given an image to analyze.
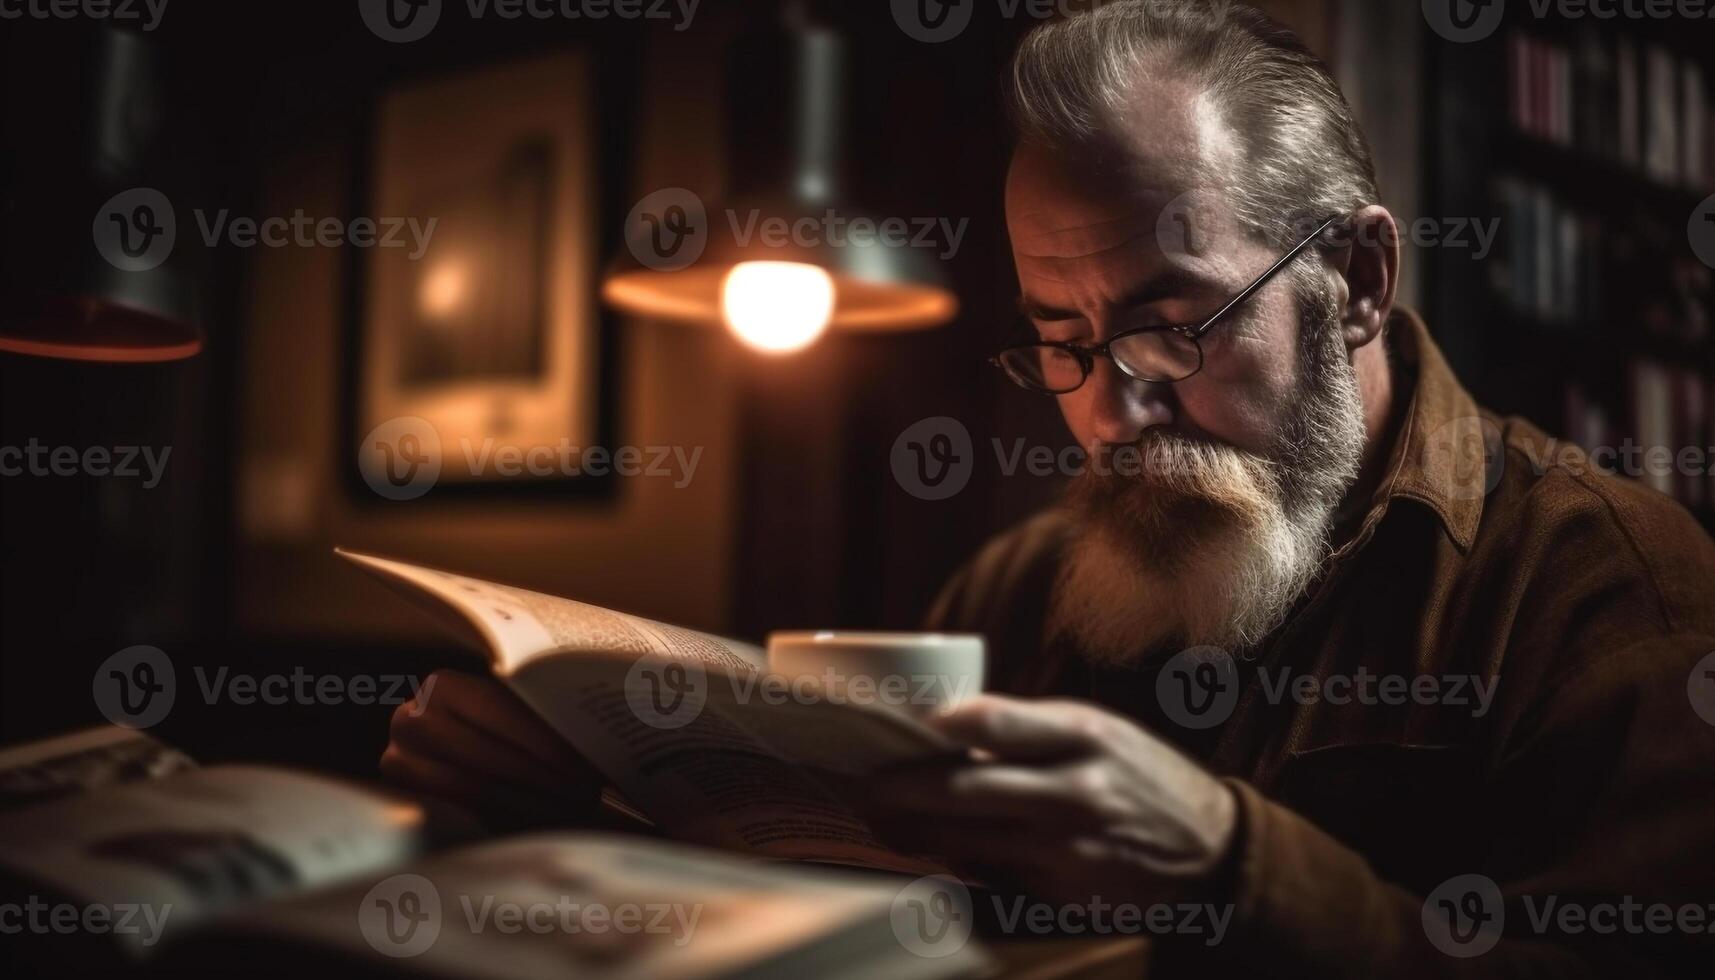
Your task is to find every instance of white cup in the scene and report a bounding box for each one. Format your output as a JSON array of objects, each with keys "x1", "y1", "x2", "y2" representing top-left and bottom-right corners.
[{"x1": 765, "y1": 631, "x2": 985, "y2": 717}]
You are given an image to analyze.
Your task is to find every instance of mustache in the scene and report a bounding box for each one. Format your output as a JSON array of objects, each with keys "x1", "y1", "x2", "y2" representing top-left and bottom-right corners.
[{"x1": 1076, "y1": 429, "x2": 1281, "y2": 487}]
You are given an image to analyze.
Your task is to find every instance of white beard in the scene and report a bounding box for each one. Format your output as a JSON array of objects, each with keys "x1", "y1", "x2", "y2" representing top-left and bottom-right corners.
[{"x1": 1046, "y1": 289, "x2": 1366, "y2": 664}]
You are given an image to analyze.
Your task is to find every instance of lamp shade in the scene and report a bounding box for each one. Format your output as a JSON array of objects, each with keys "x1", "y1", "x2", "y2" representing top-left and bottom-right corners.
[
  {"x1": 0, "y1": 26, "x2": 203, "y2": 362},
  {"x1": 601, "y1": 22, "x2": 957, "y2": 341}
]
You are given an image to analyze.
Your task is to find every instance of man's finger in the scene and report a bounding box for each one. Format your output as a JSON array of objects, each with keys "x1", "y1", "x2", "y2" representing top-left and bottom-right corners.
[
  {"x1": 866, "y1": 813, "x2": 1060, "y2": 878},
  {"x1": 862, "y1": 761, "x2": 1100, "y2": 827},
  {"x1": 426, "y1": 669, "x2": 595, "y2": 775},
  {"x1": 379, "y1": 744, "x2": 576, "y2": 823},
  {"x1": 392, "y1": 701, "x2": 592, "y2": 796},
  {"x1": 928, "y1": 694, "x2": 1103, "y2": 762}
]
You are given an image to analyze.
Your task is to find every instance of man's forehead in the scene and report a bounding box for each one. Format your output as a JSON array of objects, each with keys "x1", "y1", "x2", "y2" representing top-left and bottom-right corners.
[{"x1": 1006, "y1": 79, "x2": 1242, "y2": 259}]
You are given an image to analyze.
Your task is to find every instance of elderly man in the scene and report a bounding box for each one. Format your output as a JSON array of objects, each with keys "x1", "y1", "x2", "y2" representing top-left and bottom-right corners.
[
  {"x1": 851, "y1": 2, "x2": 1715, "y2": 976},
  {"x1": 383, "y1": 2, "x2": 1715, "y2": 975}
]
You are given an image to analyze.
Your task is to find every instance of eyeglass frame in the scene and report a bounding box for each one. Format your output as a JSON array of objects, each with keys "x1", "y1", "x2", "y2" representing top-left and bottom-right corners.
[{"x1": 989, "y1": 214, "x2": 1346, "y2": 393}]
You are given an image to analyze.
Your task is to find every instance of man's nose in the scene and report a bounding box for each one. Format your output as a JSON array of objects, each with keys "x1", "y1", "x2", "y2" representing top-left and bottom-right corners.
[{"x1": 1083, "y1": 357, "x2": 1172, "y2": 446}]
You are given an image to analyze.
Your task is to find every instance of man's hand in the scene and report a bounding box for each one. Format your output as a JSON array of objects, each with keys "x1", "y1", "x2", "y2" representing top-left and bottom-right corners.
[
  {"x1": 852, "y1": 694, "x2": 1239, "y2": 907},
  {"x1": 380, "y1": 669, "x2": 604, "y2": 830}
]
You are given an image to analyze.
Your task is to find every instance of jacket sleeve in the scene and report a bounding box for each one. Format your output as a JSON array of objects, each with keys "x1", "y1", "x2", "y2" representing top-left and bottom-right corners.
[{"x1": 1157, "y1": 631, "x2": 1715, "y2": 979}]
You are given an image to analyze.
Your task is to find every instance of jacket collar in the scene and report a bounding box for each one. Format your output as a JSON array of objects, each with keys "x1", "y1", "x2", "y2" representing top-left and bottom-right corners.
[{"x1": 1360, "y1": 307, "x2": 1490, "y2": 553}]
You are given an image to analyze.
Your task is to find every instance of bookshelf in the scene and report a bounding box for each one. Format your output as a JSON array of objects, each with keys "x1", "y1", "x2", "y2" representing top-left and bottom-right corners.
[{"x1": 1424, "y1": 9, "x2": 1715, "y2": 531}]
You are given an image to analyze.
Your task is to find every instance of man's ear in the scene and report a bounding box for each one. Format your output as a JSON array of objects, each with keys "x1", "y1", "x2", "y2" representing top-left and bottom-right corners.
[{"x1": 1329, "y1": 205, "x2": 1399, "y2": 351}]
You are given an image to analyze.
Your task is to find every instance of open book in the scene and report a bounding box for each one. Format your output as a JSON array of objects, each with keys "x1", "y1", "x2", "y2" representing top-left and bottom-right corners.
[
  {"x1": 338, "y1": 549, "x2": 969, "y2": 877},
  {"x1": 0, "y1": 742, "x2": 987, "y2": 977}
]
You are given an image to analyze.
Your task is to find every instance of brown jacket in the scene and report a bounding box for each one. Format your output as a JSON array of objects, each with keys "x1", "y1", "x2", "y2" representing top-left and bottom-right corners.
[{"x1": 926, "y1": 311, "x2": 1715, "y2": 977}]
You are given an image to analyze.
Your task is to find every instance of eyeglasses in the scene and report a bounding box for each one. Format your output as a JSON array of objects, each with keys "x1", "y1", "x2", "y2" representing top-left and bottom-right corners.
[{"x1": 991, "y1": 215, "x2": 1343, "y2": 394}]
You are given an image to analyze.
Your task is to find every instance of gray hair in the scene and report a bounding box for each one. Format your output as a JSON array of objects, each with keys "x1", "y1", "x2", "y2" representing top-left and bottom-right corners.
[{"x1": 1008, "y1": 0, "x2": 1378, "y2": 253}]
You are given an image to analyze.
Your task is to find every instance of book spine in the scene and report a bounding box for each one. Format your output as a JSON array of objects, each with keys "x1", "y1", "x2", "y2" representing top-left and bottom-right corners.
[
  {"x1": 1618, "y1": 38, "x2": 1641, "y2": 169},
  {"x1": 1685, "y1": 63, "x2": 1709, "y2": 192}
]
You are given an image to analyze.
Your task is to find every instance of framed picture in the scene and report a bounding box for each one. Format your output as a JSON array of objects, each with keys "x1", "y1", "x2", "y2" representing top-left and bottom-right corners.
[{"x1": 345, "y1": 47, "x2": 623, "y2": 498}]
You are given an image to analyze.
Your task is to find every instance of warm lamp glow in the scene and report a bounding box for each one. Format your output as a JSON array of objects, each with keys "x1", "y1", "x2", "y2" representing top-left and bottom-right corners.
[
  {"x1": 720, "y1": 261, "x2": 835, "y2": 353},
  {"x1": 419, "y1": 261, "x2": 468, "y2": 321}
]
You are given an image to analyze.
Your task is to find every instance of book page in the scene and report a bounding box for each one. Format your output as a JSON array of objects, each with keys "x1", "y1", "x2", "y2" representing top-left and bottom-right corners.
[
  {"x1": 337, "y1": 549, "x2": 955, "y2": 873},
  {"x1": 336, "y1": 549, "x2": 766, "y2": 675},
  {"x1": 171, "y1": 834, "x2": 988, "y2": 980},
  {"x1": 0, "y1": 766, "x2": 430, "y2": 958},
  {"x1": 513, "y1": 657, "x2": 954, "y2": 875}
]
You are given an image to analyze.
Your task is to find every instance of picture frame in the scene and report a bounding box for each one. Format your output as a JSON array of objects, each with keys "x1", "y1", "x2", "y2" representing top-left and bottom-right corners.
[{"x1": 342, "y1": 45, "x2": 629, "y2": 500}]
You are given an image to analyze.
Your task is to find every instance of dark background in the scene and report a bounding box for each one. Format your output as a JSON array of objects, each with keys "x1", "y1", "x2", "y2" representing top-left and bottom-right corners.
[{"x1": 2, "y1": 1, "x2": 1711, "y2": 774}]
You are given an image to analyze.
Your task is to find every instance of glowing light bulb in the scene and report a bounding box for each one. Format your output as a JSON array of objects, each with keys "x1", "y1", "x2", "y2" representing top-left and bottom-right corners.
[
  {"x1": 720, "y1": 261, "x2": 835, "y2": 353},
  {"x1": 419, "y1": 260, "x2": 468, "y2": 321}
]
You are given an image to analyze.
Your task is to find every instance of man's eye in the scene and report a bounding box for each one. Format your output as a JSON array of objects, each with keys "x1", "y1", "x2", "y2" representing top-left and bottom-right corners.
[{"x1": 1031, "y1": 323, "x2": 1088, "y2": 344}]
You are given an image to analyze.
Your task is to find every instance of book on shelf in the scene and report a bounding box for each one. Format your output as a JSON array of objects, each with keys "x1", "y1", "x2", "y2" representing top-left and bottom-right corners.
[{"x1": 1505, "y1": 29, "x2": 1715, "y2": 192}]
